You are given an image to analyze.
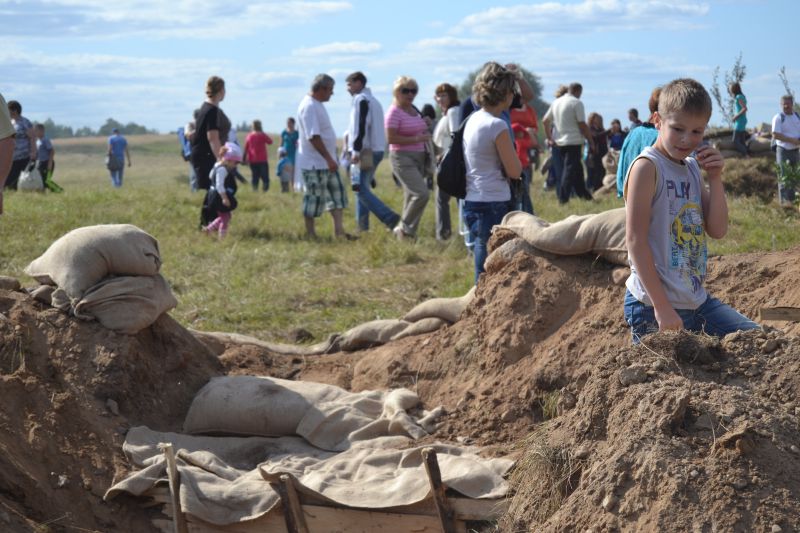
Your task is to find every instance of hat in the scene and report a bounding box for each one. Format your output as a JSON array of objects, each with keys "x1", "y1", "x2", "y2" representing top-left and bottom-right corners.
[
  {"x1": 223, "y1": 142, "x2": 243, "y2": 162},
  {"x1": 278, "y1": 146, "x2": 287, "y2": 155}
]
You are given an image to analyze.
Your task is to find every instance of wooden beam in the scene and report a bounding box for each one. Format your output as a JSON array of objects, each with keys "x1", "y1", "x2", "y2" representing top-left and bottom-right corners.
[
  {"x1": 160, "y1": 443, "x2": 189, "y2": 533},
  {"x1": 760, "y1": 307, "x2": 800, "y2": 321},
  {"x1": 421, "y1": 448, "x2": 457, "y2": 533}
]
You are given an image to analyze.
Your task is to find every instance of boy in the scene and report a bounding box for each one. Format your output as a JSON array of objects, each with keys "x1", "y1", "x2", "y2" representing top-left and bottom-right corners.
[
  {"x1": 276, "y1": 146, "x2": 292, "y2": 193},
  {"x1": 34, "y1": 123, "x2": 63, "y2": 192},
  {"x1": 623, "y1": 78, "x2": 758, "y2": 343}
]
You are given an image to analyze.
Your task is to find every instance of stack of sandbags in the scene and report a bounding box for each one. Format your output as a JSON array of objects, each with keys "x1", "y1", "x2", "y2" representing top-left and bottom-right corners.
[
  {"x1": 490, "y1": 208, "x2": 628, "y2": 268},
  {"x1": 337, "y1": 287, "x2": 476, "y2": 351},
  {"x1": 25, "y1": 224, "x2": 177, "y2": 334}
]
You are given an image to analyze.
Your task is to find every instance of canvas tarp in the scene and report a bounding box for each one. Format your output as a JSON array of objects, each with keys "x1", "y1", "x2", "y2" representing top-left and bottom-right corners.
[{"x1": 105, "y1": 425, "x2": 513, "y2": 526}]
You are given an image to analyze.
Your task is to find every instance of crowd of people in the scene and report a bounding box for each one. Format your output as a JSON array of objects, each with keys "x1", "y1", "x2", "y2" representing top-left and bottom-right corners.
[{"x1": 2, "y1": 68, "x2": 799, "y2": 299}]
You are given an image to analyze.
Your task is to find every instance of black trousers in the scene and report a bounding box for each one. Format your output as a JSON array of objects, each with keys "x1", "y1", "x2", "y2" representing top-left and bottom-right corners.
[
  {"x1": 558, "y1": 144, "x2": 592, "y2": 203},
  {"x1": 4, "y1": 159, "x2": 29, "y2": 190}
]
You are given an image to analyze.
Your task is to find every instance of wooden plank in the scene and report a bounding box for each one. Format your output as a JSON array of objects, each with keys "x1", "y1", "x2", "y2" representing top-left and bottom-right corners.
[
  {"x1": 146, "y1": 486, "x2": 507, "y2": 521},
  {"x1": 760, "y1": 307, "x2": 800, "y2": 321},
  {"x1": 422, "y1": 448, "x2": 457, "y2": 533},
  {"x1": 280, "y1": 474, "x2": 310, "y2": 533},
  {"x1": 301, "y1": 505, "x2": 466, "y2": 533},
  {"x1": 161, "y1": 443, "x2": 189, "y2": 533}
]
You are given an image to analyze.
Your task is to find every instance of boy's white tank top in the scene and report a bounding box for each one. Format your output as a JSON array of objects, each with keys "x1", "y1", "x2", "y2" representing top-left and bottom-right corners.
[{"x1": 625, "y1": 146, "x2": 708, "y2": 309}]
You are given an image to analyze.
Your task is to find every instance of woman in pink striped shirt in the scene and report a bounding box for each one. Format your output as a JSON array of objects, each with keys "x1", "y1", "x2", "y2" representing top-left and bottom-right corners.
[{"x1": 385, "y1": 76, "x2": 431, "y2": 240}]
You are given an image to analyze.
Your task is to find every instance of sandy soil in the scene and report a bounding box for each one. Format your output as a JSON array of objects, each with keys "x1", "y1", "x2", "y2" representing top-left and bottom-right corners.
[{"x1": 1, "y1": 244, "x2": 800, "y2": 531}]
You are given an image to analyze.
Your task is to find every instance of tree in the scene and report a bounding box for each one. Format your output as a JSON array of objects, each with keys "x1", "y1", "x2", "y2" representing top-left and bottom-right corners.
[
  {"x1": 458, "y1": 65, "x2": 549, "y2": 120},
  {"x1": 41, "y1": 118, "x2": 74, "y2": 139},
  {"x1": 710, "y1": 52, "x2": 746, "y2": 127}
]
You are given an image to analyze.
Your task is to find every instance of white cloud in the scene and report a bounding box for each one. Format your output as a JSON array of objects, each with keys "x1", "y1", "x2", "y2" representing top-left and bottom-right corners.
[
  {"x1": 0, "y1": 0, "x2": 354, "y2": 39},
  {"x1": 292, "y1": 41, "x2": 382, "y2": 57},
  {"x1": 456, "y1": 0, "x2": 709, "y2": 35}
]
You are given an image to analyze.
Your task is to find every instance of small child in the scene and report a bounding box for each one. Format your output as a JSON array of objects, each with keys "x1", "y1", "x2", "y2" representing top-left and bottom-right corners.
[
  {"x1": 608, "y1": 119, "x2": 625, "y2": 151},
  {"x1": 276, "y1": 146, "x2": 292, "y2": 193},
  {"x1": 623, "y1": 78, "x2": 759, "y2": 343},
  {"x1": 203, "y1": 142, "x2": 242, "y2": 239},
  {"x1": 34, "y1": 123, "x2": 63, "y2": 192}
]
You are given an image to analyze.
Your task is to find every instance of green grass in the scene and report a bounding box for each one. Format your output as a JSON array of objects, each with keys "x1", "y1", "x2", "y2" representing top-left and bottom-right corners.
[{"x1": 1, "y1": 135, "x2": 797, "y2": 342}]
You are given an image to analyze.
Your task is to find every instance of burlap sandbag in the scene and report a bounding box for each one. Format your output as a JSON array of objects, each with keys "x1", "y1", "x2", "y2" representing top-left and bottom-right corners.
[
  {"x1": 602, "y1": 150, "x2": 618, "y2": 175},
  {"x1": 25, "y1": 224, "x2": 161, "y2": 301},
  {"x1": 719, "y1": 149, "x2": 743, "y2": 159},
  {"x1": 484, "y1": 238, "x2": 536, "y2": 274},
  {"x1": 498, "y1": 208, "x2": 628, "y2": 265},
  {"x1": 183, "y1": 376, "x2": 430, "y2": 451},
  {"x1": 402, "y1": 286, "x2": 476, "y2": 324},
  {"x1": 338, "y1": 319, "x2": 411, "y2": 351},
  {"x1": 184, "y1": 376, "x2": 349, "y2": 438},
  {"x1": 390, "y1": 317, "x2": 449, "y2": 341},
  {"x1": 72, "y1": 274, "x2": 178, "y2": 335},
  {"x1": 747, "y1": 137, "x2": 771, "y2": 153},
  {"x1": 713, "y1": 139, "x2": 737, "y2": 151}
]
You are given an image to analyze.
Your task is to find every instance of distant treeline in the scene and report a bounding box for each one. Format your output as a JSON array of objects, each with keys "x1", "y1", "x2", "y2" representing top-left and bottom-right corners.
[{"x1": 39, "y1": 118, "x2": 157, "y2": 139}]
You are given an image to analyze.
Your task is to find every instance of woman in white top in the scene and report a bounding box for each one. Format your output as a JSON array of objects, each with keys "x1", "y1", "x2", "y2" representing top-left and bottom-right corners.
[
  {"x1": 432, "y1": 83, "x2": 461, "y2": 241},
  {"x1": 462, "y1": 62, "x2": 522, "y2": 283}
]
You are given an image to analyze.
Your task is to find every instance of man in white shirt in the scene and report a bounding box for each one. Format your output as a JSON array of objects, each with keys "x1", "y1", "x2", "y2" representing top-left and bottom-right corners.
[
  {"x1": 542, "y1": 82, "x2": 595, "y2": 204},
  {"x1": 772, "y1": 94, "x2": 800, "y2": 206},
  {"x1": 296, "y1": 74, "x2": 352, "y2": 239},
  {"x1": 346, "y1": 71, "x2": 399, "y2": 232}
]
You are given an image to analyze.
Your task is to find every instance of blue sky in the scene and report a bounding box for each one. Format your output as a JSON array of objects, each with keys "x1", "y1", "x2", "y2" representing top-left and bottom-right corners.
[{"x1": 2, "y1": 0, "x2": 796, "y2": 136}]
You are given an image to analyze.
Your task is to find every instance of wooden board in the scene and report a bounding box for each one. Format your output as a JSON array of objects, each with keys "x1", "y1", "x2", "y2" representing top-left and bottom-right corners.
[{"x1": 760, "y1": 307, "x2": 800, "y2": 321}]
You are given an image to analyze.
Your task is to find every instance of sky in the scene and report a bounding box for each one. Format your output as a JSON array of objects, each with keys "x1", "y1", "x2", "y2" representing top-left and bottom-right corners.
[{"x1": 2, "y1": 0, "x2": 797, "y2": 136}]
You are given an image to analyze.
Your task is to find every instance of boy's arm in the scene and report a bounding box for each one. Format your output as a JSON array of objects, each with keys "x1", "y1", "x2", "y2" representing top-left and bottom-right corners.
[
  {"x1": 626, "y1": 158, "x2": 683, "y2": 331},
  {"x1": 48, "y1": 146, "x2": 55, "y2": 170},
  {"x1": 696, "y1": 145, "x2": 727, "y2": 239}
]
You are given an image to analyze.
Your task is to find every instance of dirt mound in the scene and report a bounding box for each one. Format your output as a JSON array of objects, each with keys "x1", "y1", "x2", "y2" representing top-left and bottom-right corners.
[
  {"x1": 722, "y1": 158, "x2": 779, "y2": 203},
  {"x1": 1, "y1": 244, "x2": 800, "y2": 531}
]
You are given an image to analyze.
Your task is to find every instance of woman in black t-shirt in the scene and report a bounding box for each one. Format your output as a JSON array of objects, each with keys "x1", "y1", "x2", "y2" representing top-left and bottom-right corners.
[{"x1": 191, "y1": 76, "x2": 227, "y2": 191}]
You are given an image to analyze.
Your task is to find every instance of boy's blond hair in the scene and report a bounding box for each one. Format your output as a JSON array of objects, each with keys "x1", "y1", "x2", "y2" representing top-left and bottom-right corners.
[{"x1": 657, "y1": 78, "x2": 712, "y2": 119}]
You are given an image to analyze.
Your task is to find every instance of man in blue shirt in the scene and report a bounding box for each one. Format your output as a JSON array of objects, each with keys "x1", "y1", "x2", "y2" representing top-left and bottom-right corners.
[{"x1": 107, "y1": 128, "x2": 131, "y2": 188}]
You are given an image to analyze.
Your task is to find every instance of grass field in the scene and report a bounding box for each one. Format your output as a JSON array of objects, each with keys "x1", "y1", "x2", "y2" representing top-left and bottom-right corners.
[{"x1": 1, "y1": 133, "x2": 797, "y2": 342}]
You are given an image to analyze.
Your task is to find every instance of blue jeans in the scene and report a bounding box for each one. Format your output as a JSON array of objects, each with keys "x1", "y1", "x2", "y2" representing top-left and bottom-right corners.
[
  {"x1": 109, "y1": 167, "x2": 124, "y2": 188},
  {"x1": 623, "y1": 290, "x2": 759, "y2": 344},
  {"x1": 355, "y1": 151, "x2": 400, "y2": 230},
  {"x1": 463, "y1": 199, "x2": 512, "y2": 283}
]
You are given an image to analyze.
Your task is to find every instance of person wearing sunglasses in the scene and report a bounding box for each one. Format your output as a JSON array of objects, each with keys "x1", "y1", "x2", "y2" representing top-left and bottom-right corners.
[{"x1": 385, "y1": 76, "x2": 431, "y2": 240}]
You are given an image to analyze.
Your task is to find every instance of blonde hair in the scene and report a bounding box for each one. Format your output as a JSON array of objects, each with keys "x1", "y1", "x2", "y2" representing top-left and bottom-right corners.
[
  {"x1": 658, "y1": 78, "x2": 712, "y2": 119},
  {"x1": 206, "y1": 76, "x2": 225, "y2": 98},
  {"x1": 472, "y1": 61, "x2": 517, "y2": 108},
  {"x1": 554, "y1": 84, "x2": 568, "y2": 98},
  {"x1": 392, "y1": 76, "x2": 418, "y2": 103}
]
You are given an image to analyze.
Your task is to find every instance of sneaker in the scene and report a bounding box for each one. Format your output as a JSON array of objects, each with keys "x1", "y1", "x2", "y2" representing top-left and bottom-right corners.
[{"x1": 393, "y1": 226, "x2": 410, "y2": 241}]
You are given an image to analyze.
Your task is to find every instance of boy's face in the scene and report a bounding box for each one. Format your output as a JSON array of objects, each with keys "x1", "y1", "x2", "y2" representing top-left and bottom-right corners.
[
  {"x1": 35, "y1": 128, "x2": 44, "y2": 139},
  {"x1": 653, "y1": 110, "x2": 708, "y2": 162}
]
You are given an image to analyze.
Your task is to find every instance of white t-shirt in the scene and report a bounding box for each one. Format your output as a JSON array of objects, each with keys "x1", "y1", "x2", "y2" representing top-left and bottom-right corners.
[
  {"x1": 772, "y1": 111, "x2": 800, "y2": 150},
  {"x1": 463, "y1": 109, "x2": 511, "y2": 202},
  {"x1": 296, "y1": 94, "x2": 337, "y2": 171},
  {"x1": 543, "y1": 94, "x2": 585, "y2": 146},
  {"x1": 433, "y1": 106, "x2": 462, "y2": 152}
]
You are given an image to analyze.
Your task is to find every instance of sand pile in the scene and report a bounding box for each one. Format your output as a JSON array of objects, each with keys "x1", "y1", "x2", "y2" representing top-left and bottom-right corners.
[{"x1": 1, "y1": 243, "x2": 799, "y2": 531}]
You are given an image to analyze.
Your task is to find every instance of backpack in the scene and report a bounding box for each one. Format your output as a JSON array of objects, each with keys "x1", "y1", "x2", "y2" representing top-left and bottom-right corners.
[
  {"x1": 772, "y1": 111, "x2": 800, "y2": 152},
  {"x1": 436, "y1": 115, "x2": 470, "y2": 199}
]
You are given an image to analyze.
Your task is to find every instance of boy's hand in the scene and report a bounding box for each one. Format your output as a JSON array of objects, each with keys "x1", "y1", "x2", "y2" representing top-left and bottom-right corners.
[
  {"x1": 654, "y1": 305, "x2": 683, "y2": 332},
  {"x1": 222, "y1": 196, "x2": 231, "y2": 207},
  {"x1": 695, "y1": 145, "x2": 724, "y2": 180}
]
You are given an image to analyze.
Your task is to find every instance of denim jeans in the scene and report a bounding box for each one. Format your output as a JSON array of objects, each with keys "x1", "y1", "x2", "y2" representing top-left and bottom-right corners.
[
  {"x1": 546, "y1": 145, "x2": 563, "y2": 190},
  {"x1": 517, "y1": 167, "x2": 534, "y2": 214},
  {"x1": 355, "y1": 151, "x2": 400, "y2": 231},
  {"x1": 777, "y1": 146, "x2": 799, "y2": 204},
  {"x1": 109, "y1": 167, "x2": 124, "y2": 188},
  {"x1": 463, "y1": 199, "x2": 512, "y2": 283},
  {"x1": 623, "y1": 290, "x2": 759, "y2": 344},
  {"x1": 732, "y1": 130, "x2": 748, "y2": 157}
]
